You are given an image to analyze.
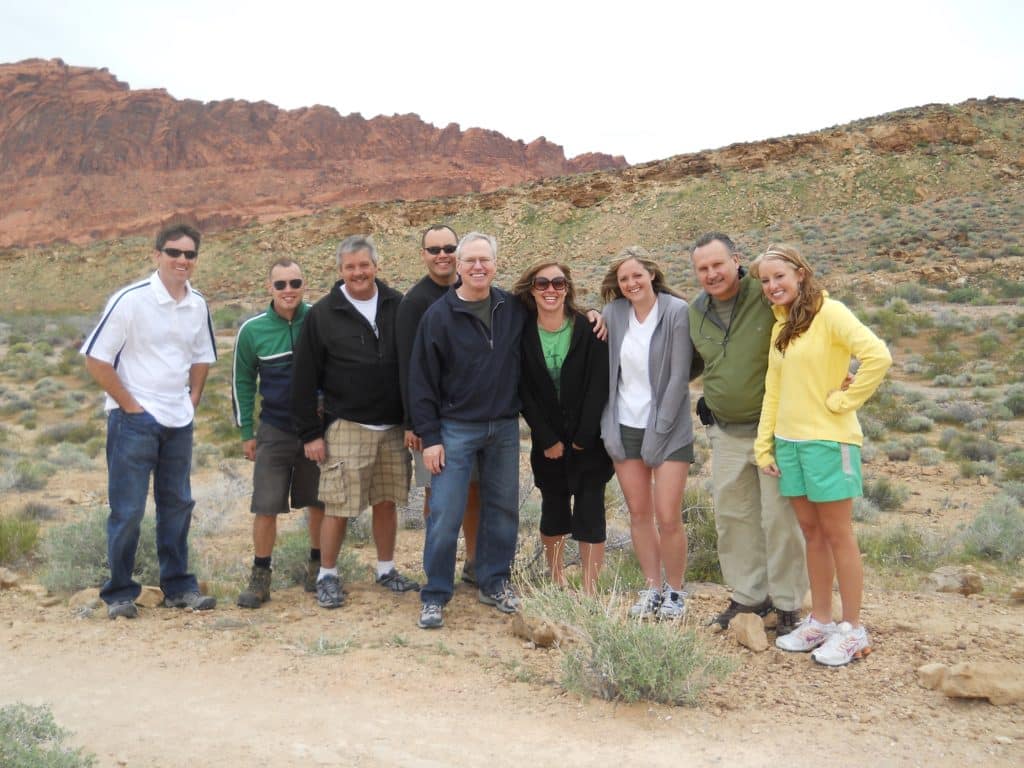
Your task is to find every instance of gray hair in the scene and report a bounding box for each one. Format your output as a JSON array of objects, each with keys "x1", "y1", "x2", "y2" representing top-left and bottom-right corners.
[
  {"x1": 456, "y1": 232, "x2": 498, "y2": 263},
  {"x1": 336, "y1": 235, "x2": 378, "y2": 267}
]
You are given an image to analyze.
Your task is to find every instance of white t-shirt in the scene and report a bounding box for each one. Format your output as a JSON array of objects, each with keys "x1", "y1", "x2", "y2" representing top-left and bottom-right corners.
[
  {"x1": 616, "y1": 303, "x2": 659, "y2": 428},
  {"x1": 81, "y1": 271, "x2": 217, "y2": 427}
]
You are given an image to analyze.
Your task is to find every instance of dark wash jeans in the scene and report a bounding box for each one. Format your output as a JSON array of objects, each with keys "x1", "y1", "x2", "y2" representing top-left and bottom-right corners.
[{"x1": 100, "y1": 409, "x2": 199, "y2": 604}]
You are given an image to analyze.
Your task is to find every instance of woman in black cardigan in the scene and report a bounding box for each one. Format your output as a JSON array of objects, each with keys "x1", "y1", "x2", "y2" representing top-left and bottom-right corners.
[{"x1": 513, "y1": 260, "x2": 613, "y2": 594}]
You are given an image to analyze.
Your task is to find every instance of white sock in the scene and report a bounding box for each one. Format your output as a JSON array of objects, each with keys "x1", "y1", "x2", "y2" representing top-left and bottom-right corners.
[
  {"x1": 317, "y1": 566, "x2": 338, "y2": 583},
  {"x1": 376, "y1": 560, "x2": 395, "y2": 578}
]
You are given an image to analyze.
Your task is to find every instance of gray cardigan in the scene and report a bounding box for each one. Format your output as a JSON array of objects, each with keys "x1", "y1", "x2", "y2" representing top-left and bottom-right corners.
[{"x1": 601, "y1": 293, "x2": 694, "y2": 466}]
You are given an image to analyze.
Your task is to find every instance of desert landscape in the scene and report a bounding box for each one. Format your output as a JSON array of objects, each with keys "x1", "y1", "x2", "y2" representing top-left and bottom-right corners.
[{"x1": 0, "y1": 62, "x2": 1022, "y2": 767}]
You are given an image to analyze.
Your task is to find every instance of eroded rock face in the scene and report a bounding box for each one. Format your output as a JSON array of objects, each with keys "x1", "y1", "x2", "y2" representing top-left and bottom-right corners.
[{"x1": 0, "y1": 59, "x2": 627, "y2": 246}]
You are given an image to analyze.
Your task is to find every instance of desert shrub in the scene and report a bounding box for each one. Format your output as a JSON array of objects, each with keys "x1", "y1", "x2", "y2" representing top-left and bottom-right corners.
[
  {"x1": 524, "y1": 585, "x2": 734, "y2": 706},
  {"x1": 1004, "y1": 385, "x2": 1024, "y2": 417},
  {"x1": 212, "y1": 305, "x2": 246, "y2": 331},
  {"x1": 862, "y1": 476, "x2": 910, "y2": 511},
  {"x1": 999, "y1": 481, "x2": 1024, "y2": 504},
  {"x1": 272, "y1": 528, "x2": 365, "y2": 588},
  {"x1": 897, "y1": 414, "x2": 933, "y2": 433},
  {"x1": 932, "y1": 401, "x2": 985, "y2": 424},
  {"x1": 925, "y1": 349, "x2": 964, "y2": 378},
  {"x1": 883, "y1": 442, "x2": 911, "y2": 461},
  {"x1": 0, "y1": 703, "x2": 96, "y2": 768},
  {"x1": 858, "y1": 522, "x2": 945, "y2": 569},
  {"x1": 48, "y1": 444, "x2": 95, "y2": 470},
  {"x1": 953, "y1": 438, "x2": 999, "y2": 462},
  {"x1": 0, "y1": 517, "x2": 39, "y2": 564},
  {"x1": 959, "y1": 460, "x2": 997, "y2": 479},
  {"x1": 39, "y1": 507, "x2": 160, "y2": 593},
  {"x1": 684, "y1": 485, "x2": 720, "y2": 583},
  {"x1": 35, "y1": 422, "x2": 101, "y2": 446},
  {"x1": 959, "y1": 494, "x2": 1024, "y2": 563},
  {"x1": 944, "y1": 286, "x2": 983, "y2": 304},
  {"x1": 852, "y1": 497, "x2": 881, "y2": 523},
  {"x1": 1, "y1": 460, "x2": 57, "y2": 492},
  {"x1": 17, "y1": 502, "x2": 60, "y2": 521},
  {"x1": 916, "y1": 447, "x2": 944, "y2": 466},
  {"x1": 859, "y1": 415, "x2": 887, "y2": 441},
  {"x1": 976, "y1": 331, "x2": 1002, "y2": 357},
  {"x1": 1000, "y1": 450, "x2": 1024, "y2": 481}
]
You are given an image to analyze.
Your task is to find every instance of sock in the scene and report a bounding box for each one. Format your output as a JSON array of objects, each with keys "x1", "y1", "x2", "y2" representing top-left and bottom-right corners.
[
  {"x1": 310, "y1": 548, "x2": 321, "y2": 562},
  {"x1": 376, "y1": 560, "x2": 395, "y2": 578},
  {"x1": 317, "y1": 566, "x2": 338, "y2": 583},
  {"x1": 254, "y1": 556, "x2": 272, "y2": 570}
]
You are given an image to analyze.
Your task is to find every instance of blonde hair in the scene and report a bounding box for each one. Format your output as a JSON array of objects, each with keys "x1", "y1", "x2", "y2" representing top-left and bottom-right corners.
[
  {"x1": 752, "y1": 243, "x2": 823, "y2": 354},
  {"x1": 599, "y1": 246, "x2": 684, "y2": 303}
]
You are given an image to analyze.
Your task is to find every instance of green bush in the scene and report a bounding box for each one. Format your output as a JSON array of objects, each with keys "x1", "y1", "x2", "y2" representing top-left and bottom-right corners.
[
  {"x1": 859, "y1": 522, "x2": 945, "y2": 569},
  {"x1": 863, "y1": 476, "x2": 910, "y2": 511},
  {"x1": 1004, "y1": 385, "x2": 1024, "y2": 417},
  {"x1": 959, "y1": 495, "x2": 1024, "y2": 563},
  {"x1": 0, "y1": 703, "x2": 96, "y2": 768},
  {"x1": 1001, "y1": 450, "x2": 1024, "y2": 481},
  {"x1": 3, "y1": 460, "x2": 56, "y2": 492},
  {"x1": 684, "y1": 485, "x2": 721, "y2": 583},
  {"x1": 35, "y1": 422, "x2": 101, "y2": 446},
  {"x1": 0, "y1": 518, "x2": 39, "y2": 564}
]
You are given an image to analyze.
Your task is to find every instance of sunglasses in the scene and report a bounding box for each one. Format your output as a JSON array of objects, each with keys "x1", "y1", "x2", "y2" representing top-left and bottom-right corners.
[
  {"x1": 532, "y1": 276, "x2": 568, "y2": 291},
  {"x1": 272, "y1": 278, "x2": 304, "y2": 290},
  {"x1": 162, "y1": 247, "x2": 198, "y2": 260},
  {"x1": 424, "y1": 245, "x2": 457, "y2": 255}
]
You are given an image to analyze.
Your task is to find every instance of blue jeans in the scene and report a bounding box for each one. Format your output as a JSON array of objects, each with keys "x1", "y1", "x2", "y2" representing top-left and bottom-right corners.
[
  {"x1": 421, "y1": 418, "x2": 520, "y2": 605},
  {"x1": 100, "y1": 409, "x2": 199, "y2": 604}
]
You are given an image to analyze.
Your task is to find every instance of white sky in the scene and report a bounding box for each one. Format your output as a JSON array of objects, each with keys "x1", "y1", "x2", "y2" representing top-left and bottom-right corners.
[{"x1": 2, "y1": 0, "x2": 1021, "y2": 163}]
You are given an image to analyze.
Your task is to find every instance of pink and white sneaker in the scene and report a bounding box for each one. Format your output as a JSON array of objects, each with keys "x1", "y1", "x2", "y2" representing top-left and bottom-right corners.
[
  {"x1": 775, "y1": 615, "x2": 836, "y2": 652},
  {"x1": 812, "y1": 621, "x2": 872, "y2": 666}
]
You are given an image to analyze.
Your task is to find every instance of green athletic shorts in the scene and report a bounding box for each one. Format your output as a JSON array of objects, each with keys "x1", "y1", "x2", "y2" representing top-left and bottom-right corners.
[{"x1": 774, "y1": 438, "x2": 862, "y2": 502}]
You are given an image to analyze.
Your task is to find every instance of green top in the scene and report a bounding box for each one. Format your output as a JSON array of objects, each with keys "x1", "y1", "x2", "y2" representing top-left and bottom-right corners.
[{"x1": 537, "y1": 317, "x2": 572, "y2": 397}]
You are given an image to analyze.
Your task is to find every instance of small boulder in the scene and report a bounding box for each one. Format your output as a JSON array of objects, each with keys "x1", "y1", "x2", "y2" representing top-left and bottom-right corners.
[
  {"x1": 940, "y1": 662, "x2": 1024, "y2": 705},
  {"x1": 925, "y1": 565, "x2": 984, "y2": 595},
  {"x1": 730, "y1": 612, "x2": 769, "y2": 652},
  {"x1": 0, "y1": 567, "x2": 19, "y2": 589},
  {"x1": 137, "y1": 586, "x2": 165, "y2": 608},
  {"x1": 511, "y1": 613, "x2": 562, "y2": 648},
  {"x1": 916, "y1": 662, "x2": 949, "y2": 690},
  {"x1": 69, "y1": 588, "x2": 101, "y2": 610}
]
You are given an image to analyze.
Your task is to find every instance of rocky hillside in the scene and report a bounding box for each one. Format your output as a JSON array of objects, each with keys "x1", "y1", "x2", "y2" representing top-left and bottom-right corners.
[{"x1": 0, "y1": 58, "x2": 626, "y2": 246}]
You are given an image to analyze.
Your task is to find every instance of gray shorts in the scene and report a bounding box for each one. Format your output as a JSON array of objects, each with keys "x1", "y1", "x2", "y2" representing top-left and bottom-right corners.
[
  {"x1": 619, "y1": 425, "x2": 695, "y2": 463},
  {"x1": 251, "y1": 422, "x2": 321, "y2": 515},
  {"x1": 412, "y1": 448, "x2": 479, "y2": 488}
]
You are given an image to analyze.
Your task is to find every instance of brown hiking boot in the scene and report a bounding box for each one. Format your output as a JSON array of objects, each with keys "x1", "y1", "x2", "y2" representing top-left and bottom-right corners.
[
  {"x1": 707, "y1": 596, "x2": 773, "y2": 630},
  {"x1": 237, "y1": 565, "x2": 272, "y2": 608}
]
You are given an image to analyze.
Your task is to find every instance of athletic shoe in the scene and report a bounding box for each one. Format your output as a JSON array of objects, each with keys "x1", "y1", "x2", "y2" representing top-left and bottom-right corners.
[
  {"x1": 107, "y1": 600, "x2": 138, "y2": 619},
  {"x1": 163, "y1": 590, "x2": 216, "y2": 611},
  {"x1": 237, "y1": 565, "x2": 272, "y2": 608},
  {"x1": 461, "y1": 559, "x2": 477, "y2": 585},
  {"x1": 775, "y1": 609, "x2": 801, "y2": 637},
  {"x1": 812, "y1": 622, "x2": 872, "y2": 667},
  {"x1": 316, "y1": 574, "x2": 345, "y2": 609},
  {"x1": 304, "y1": 557, "x2": 320, "y2": 593},
  {"x1": 376, "y1": 568, "x2": 420, "y2": 593},
  {"x1": 775, "y1": 615, "x2": 836, "y2": 652},
  {"x1": 628, "y1": 588, "x2": 662, "y2": 619},
  {"x1": 478, "y1": 581, "x2": 521, "y2": 614},
  {"x1": 418, "y1": 602, "x2": 444, "y2": 629},
  {"x1": 707, "y1": 597, "x2": 773, "y2": 630},
  {"x1": 658, "y1": 587, "x2": 687, "y2": 620}
]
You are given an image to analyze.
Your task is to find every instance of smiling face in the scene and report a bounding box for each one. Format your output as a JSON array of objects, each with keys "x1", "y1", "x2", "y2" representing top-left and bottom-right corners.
[
  {"x1": 339, "y1": 248, "x2": 378, "y2": 301},
  {"x1": 531, "y1": 265, "x2": 568, "y2": 317},
  {"x1": 616, "y1": 258, "x2": 656, "y2": 307},
  {"x1": 153, "y1": 234, "x2": 198, "y2": 299},
  {"x1": 692, "y1": 238, "x2": 741, "y2": 301},
  {"x1": 456, "y1": 238, "x2": 496, "y2": 300},
  {"x1": 421, "y1": 227, "x2": 458, "y2": 286},
  {"x1": 757, "y1": 256, "x2": 803, "y2": 307},
  {"x1": 268, "y1": 262, "x2": 305, "y2": 319}
]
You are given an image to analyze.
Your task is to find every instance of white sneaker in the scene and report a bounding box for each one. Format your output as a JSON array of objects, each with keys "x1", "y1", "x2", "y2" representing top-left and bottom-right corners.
[
  {"x1": 812, "y1": 621, "x2": 871, "y2": 666},
  {"x1": 775, "y1": 615, "x2": 836, "y2": 652},
  {"x1": 628, "y1": 588, "x2": 662, "y2": 619},
  {"x1": 657, "y1": 587, "x2": 687, "y2": 620}
]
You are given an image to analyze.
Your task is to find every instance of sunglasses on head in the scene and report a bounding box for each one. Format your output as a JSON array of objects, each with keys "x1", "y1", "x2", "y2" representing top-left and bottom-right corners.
[
  {"x1": 532, "y1": 276, "x2": 568, "y2": 291},
  {"x1": 272, "y1": 278, "x2": 304, "y2": 290},
  {"x1": 162, "y1": 247, "x2": 198, "y2": 260},
  {"x1": 424, "y1": 245, "x2": 457, "y2": 255}
]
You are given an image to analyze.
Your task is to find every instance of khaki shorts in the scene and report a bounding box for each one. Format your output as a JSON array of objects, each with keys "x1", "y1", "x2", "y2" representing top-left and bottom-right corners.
[{"x1": 320, "y1": 420, "x2": 410, "y2": 517}]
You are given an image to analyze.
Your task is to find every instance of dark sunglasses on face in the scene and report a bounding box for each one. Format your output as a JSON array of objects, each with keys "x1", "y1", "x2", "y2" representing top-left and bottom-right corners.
[
  {"x1": 532, "y1": 276, "x2": 568, "y2": 291},
  {"x1": 424, "y1": 245, "x2": 457, "y2": 255},
  {"x1": 272, "y1": 279, "x2": 304, "y2": 290},
  {"x1": 162, "y1": 247, "x2": 198, "y2": 260}
]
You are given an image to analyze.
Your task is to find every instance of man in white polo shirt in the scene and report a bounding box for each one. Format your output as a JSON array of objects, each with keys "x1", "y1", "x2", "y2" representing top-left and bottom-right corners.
[{"x1": 82, "y1": 222, "x2": 218, "y2": 619}]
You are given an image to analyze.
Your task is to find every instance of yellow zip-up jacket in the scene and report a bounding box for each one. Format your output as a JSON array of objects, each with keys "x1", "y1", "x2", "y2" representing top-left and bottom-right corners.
[{"x1": 755, "y1": 293, "x2": 891, "y2": 468}]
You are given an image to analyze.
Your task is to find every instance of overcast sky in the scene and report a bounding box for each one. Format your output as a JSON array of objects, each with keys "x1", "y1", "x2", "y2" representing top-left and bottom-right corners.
[{"x1": 2, "y1": 0, "x2": 1021, "y2": 163}]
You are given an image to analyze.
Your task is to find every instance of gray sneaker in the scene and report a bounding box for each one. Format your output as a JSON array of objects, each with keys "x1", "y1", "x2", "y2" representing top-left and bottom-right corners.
[
  {"x1": 657, "y1": 588, "x2": 687, "y2": 620},
  {"x1": 418, "y1": 602, "x2": 444, "y2": 629},
  {"x1": 628, "y1": 588, "x2": 662, "y2": 619},
  {"x1": 237, "y1": 565, "x2": 272, "y2": 608},
  {"x1": 376, "y1": 568, "x2": 420, "y2": 593},
  {"x1": 107, "y1": 600, "x2": 138, "y2": 619},
  {"x1": 316, "y1": 573, "x2": 345, "y2": 609},
  {"x1": 164, "y1": 590, "x2": 216, "y2": 611},
  {"x1": 478, "y1": 581, "x2": 521, "y2": 614}
]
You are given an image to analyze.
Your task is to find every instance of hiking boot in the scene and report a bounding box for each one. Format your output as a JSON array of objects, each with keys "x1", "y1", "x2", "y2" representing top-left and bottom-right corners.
[
  {"x1": 304, "y1": 557, "x2": 320, "y2": 593},
  {"x1": 460, "y1": 559, "x2": 477, "y2": 585},
  {"x1": 775, "y1": 608, "x2": 801, "y2": 637},
  {"x1": 237, "y1": 565, "x2": 272, "y2": 608},
  {"x1": 376, "y1": 568, "x2": 420, "y2": 593},
  {"x1": 316, "y1": 573, "x2": 345, "y2": 609},
  {"x1": 812, "y1": 622, "x2": 872, "y2": 667},
  {"x1": 628, "y1": 588, "x2": 662, "y2": 619},
  {"x1": 478, "y1": 581, "x2": 521, "y2": 614},
  {"x1": 164, "y1": 590, "x2": 216, "y2": 611},
  {"x1": 707, "y1": 597, "x2": 773, "y2": 630},
  {"x1": 776, "y1": 615, "x2": 836, "y2": 652},
  {"x1": 657, "y1": 587, "x2": 687, "y2": 621},
  {"x1": 107, "y1": 600, "x2": 138, "y2": 619},
  {"x1": 418, "y1": 602, "x2": 444, "y2": 629}
]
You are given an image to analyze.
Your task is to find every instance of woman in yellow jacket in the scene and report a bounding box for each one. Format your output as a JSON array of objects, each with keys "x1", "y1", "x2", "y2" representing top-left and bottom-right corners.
[{"x1": 754, "y1": 244, "x2": 891, "y2": 667}]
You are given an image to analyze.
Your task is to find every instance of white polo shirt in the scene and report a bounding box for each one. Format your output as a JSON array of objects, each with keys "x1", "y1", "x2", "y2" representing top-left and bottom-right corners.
[{"x1": 81, "y1": 271, "x2": 217, "y2": 427}]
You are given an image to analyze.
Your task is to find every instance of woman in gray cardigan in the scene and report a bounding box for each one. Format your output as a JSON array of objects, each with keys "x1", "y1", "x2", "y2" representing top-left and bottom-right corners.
[{"x1": 600, "y1": 248, "x2": 694, "y2": 620}]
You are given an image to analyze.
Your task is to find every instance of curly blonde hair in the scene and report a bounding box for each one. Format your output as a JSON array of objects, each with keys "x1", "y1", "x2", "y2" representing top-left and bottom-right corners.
[
  {"x1": 752, "y1": 243, "x2": 823, "y2": 354},
  {"x1": 599, "y1": 246, "x2": 683, "y2": 303}
]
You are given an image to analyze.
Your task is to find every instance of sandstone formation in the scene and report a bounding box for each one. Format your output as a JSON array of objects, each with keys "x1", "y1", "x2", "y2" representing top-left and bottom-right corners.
[
  {"x1": 0, "y1": 58, "x2": 626, "y2": 246},
  {"x1": 918, "y1": 661, "x2": 1024, "y2": 706}
]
